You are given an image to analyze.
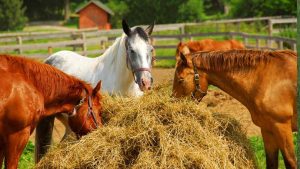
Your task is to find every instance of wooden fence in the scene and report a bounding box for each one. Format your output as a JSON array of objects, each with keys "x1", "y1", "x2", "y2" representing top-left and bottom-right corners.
[
  {"x1": 0, "y1": 31, "x2": 296, "y2": 60},
  {"x1": 0, "y1": 16, "x2": 296, "y2": 59}
]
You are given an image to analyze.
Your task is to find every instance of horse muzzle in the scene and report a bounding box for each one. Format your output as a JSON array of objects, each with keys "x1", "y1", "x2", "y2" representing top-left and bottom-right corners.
[{"x1": 138, "y1": 76, "x2": 152, "y2": 91}]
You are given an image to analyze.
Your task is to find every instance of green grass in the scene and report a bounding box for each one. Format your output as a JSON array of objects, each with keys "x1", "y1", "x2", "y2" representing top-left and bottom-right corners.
[
  {"x1": 1, "y1": 141, "x2": 35, "y2": 169},
  {"x1": 249, "y1": 133, "x2": 297, "y2": 169},
  {"x1": 155, "y1": 59, "x2": 176, "y2": 68},
  {"x1": 19, "y1": 141, "x2": 35, "y2": 169}
]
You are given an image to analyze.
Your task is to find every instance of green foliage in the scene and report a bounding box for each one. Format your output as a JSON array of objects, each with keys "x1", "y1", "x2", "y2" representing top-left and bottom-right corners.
[
  {"x1": 23, "y1": 0, "x2": 64, "y2": 21},
  {"x1": 106, "y1": 0, "x2": 129, "y2": 28},
  {"x1": 178, "y1": 0, "x2": 205, "y2": 22},
  {"x1": 0, "y1": 0, "x2": 27, "y2": 31},
  {"x1": 114, "y1": 0, "x2": 206, "y2": 26},
  {"x1": 229, "y1": 0, "x2": 296, "y2": 18},
  {"x1": 203, "y1": 0, "x2": 226, "y2": 16},
  {"x1": 277, "y1": 28, "x2": 296, "y2": 39}
]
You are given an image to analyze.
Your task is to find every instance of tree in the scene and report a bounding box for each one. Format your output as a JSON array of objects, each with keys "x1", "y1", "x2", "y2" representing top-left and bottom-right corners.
[
  {"x1": 178, "y1": 0, "x2": 205, "y2": 22},
  {"x1": 106, "y1": 0, "x2": 129, "y2": 28},
  {"x1": 0, "y1": 0, "x2": 27, "y2": 31},
  {"x1": 120, "y1": 0, "x2": 205, "y2": 25},
  {"x1": 229, "y1": 0, "x2": 296, "y2": 18},
  {"x1": 23, "y1": 0, "x2": 64, "y2": 21}
]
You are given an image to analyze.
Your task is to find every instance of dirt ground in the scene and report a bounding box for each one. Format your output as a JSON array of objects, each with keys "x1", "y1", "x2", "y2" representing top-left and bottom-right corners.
[{"x1": 30, "y1": 68, "x2": 260, "y2": 143}]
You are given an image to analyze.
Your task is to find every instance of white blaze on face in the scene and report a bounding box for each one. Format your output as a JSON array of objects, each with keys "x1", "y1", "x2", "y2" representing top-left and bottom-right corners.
[{"x1": 129, "y1": 34, "x2": 151, "y2": 69}]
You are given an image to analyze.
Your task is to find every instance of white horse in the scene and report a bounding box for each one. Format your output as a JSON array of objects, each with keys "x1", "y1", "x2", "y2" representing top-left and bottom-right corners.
[{"x1": 35, "y1": 20, "x2": 155, "y2": 162}]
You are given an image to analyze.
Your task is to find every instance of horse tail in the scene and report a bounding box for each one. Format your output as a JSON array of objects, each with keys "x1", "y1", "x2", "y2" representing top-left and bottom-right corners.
[{"x1": 35, "y1": 115, "x2": 55, "y2": 163}]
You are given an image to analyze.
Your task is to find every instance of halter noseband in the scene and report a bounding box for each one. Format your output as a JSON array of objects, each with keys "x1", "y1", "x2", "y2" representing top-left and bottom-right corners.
[
  {"x1": 87, "y1": 96, "x2": 99, "y2": 128},
  {"x1": 191, "y1": 58, "x2": 207, "y2": 100},
  {"x1": 74, "y1": 96, "x2": 100, "y2": 138},
  {"x1": 125, "y1": 37, "x2": 154, "y2": 84}
]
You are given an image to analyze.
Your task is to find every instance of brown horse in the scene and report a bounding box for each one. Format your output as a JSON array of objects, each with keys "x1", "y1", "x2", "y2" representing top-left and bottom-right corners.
[
  {"x1": 0, "y1": 54, "x2": 102, "y2": 169},
  {"x1": 172, "y1": 50, "x2": 297, "y2": 169},
  {"x1": 175, "y1": 39, "x2": 245, "y2": 62}
]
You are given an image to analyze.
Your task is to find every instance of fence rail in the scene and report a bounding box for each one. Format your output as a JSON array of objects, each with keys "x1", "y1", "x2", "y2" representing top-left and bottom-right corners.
[
  {"x1": 0, "y1": 16, "x2": 296, "y2": 60},
  {"x1": 0, "y1": 31, "x2": 295, "y2": 60}
]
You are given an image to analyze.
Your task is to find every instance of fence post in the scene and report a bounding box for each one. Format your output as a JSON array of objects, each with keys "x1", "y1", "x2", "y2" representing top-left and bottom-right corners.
[
  {"x1": 17, "y1": 36, "x2": 23, "y2": 54},
  {"x1": 236, "y1": 22, "x2": 240, "y2": 32},
  {"x1": 243, "y1": 36, "x2": 248, "y2": 47},
  {"x1": 150, "y1": 37, "x2": 156, "y2": 59},
  {"x1": 48, "y1": 47, "x2": 53, "y2": 55},
  {"x1": 179, "y1": 25, "x2": 185, "y2": 35},
  {"x1": 71, "y1": 32, "x2": 78, "y2": 51},
  {"x1": 229, "y1": 32, "x2": 234, "y2": 40},
  {"x1": 81, "y1": 32, "x2": 87, "y2": 56},
  {"x1": 279, "y1": 41, "x2": 283, "y2": 49},
  {"x1": 266, "y1": 39, "x2": 272, "y2": 49},
  {"x1": 268, "y1": 19, "x2": 273, "y2": 36},
  {"x1": 293, "y1": 43, "x2": 296, "y2": 52},
  {"x1": 256, "y1": 38, "x2": 259, "y2": 49}
]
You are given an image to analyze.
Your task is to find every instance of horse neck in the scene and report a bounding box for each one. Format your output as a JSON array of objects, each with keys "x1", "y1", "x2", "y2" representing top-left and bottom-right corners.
[
  {"x1": 205, "y1": 68, "x2": 260, "y2": 108},
  {"x1": 19, "y1": 62, "x2": 85, "y2": 103},
  {"x1": 95, "y1": 35, "x2": 136, "y2": 94}
]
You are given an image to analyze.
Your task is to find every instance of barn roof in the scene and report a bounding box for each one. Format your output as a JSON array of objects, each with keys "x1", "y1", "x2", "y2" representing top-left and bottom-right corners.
[{"x1": 75, "y1": 0, "x2": 114, "y2": 15}]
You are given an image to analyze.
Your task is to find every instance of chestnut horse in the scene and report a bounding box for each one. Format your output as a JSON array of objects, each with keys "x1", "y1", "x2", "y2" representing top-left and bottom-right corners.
[
  {"x1": 172, "y1": 50, "x2": 297, "y2": 169},
  {"x1": 175, "y1": 39, "x2": 245, "y2": 62},
  {"x1": 0, "y1": 55, "x2": 102, "y2": 169}
]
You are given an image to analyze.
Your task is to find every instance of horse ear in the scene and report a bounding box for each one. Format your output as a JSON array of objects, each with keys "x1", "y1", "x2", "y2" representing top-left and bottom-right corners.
[
  {"x1": 179, "y1": 52, "x2": 187, "y2": 65},
  {"x1": 145, "y1": 21, "x2": 155, "y2": 35},
  {"x1": 93, "y1": 80, "x2": 102, "y2": 96},
  {"x1": 122, "y1": 19, "x2": 131, "y2": 36},
  {"x1": 175, "y1": 42, "x2": 183, "y2": 61}
]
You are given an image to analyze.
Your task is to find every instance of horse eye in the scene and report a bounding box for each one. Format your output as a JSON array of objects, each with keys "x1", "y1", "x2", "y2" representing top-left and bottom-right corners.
[
  {"x1": 150, "y1": 46, "x2": 154, "y2": 52},
  {"x1": 130, "y1": 49, "x2": 135, "y2": 54},
  {"x1": 178, "y1": 78, "x2": 184, "y2": 83}
]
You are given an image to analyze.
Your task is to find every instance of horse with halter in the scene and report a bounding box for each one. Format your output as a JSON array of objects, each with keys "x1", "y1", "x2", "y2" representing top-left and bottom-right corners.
[
  {"x1": 175, "y1": 39, "x2": 245, "y2": 62},
  {"x1": 173, "y1": 49, "x2": 297, "y2": 169},
  {"x1": 0, "y1": 54, "x2": 102, "y2": 168},
  {"x1": 35, "y1": 19, "x2": 155, "y2": 162}
]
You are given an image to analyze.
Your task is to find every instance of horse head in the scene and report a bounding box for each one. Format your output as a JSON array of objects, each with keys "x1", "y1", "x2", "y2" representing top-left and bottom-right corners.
[
  {"x1": 172, "y1": 52, "x2": 208, "y2": 102},
  {"x1": 175, "y1": 42, "x2": 191, "y2": 63},
  {"x1": 68, "y1": 81, "x2": 102, "y2": 137},
  {"x1": 122, "y1": 19, "x2": 155, "y2": 92}
]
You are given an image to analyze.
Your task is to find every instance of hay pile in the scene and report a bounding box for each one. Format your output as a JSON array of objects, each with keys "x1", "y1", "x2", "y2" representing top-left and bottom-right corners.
[{"x1": 36, "y1": 84, "x2": 256, "y2": 169}]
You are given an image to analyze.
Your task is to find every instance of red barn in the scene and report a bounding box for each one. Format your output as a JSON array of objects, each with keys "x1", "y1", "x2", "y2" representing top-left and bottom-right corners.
[{"x1": 75, "y1": 1, "x2": 114, "y2": 30}]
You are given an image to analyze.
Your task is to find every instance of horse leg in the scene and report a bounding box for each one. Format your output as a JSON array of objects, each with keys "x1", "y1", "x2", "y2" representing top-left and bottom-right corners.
[
  {"x1": 273, "y1": 122, "x2": 296, "y2": 169},
  {"x1": 35, "y1": 115, "x2": 55, "y2": 163},
  {"x1": 0, "y1": 147, "x2": 4, "y2": 169},
  {"x1": 4, "y1": 128, "x2": 30, "y2": 169},
  {"x1": 261, "y1": 129, "x2": 279, "y2": 169},
  {"x1": 56, "y1": 114, "x2": 72, "y2": 141}
]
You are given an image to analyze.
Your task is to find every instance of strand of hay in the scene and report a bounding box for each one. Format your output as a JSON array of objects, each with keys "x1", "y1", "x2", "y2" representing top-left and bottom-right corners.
[{"x1": 36, "y1": 83, "x2": 256, "y2": 169}]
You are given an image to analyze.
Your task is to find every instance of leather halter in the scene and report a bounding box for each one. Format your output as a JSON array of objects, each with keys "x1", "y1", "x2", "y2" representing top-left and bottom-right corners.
[
  {"x1": 191, "y1": 58, "x2": 207, "y2": 100},
  {"x1": 87, "y1": 96, "x2": 99, "y2": 128},
  {"x1": 125, "y1": 37, "x2": 154, "y2": 83},
  {"x1": 74, "y1": 96, "x2": 100, "y2": 138}
]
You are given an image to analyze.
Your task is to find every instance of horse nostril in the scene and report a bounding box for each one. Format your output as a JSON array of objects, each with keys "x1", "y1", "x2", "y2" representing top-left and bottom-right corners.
[
  {"x1": 142, "y1": 79, "x2": 146, "y2": 86},
  {"x1": 148, "y1": 86, "x2": 151, "y2": 90}
]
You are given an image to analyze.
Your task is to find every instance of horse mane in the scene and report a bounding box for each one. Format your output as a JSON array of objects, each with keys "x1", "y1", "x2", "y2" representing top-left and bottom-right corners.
[
  {"x1": 97, "y1": 34, "x2": 125, "y2": 64},
  {"x1": 191, "y1": 49, "x2": 295, "y2": 71},
  {"x1": 0, "y1": 54, "x2": 92, "y2": 99}
]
